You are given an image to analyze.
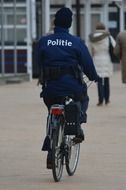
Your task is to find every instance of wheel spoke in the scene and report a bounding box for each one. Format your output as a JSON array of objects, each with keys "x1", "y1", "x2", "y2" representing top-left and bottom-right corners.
[
  {"x1": 65, "y1": 136, "x2": 80, "y2": 176},
  {"x1": 51, "y1": 117, "x2": 64, "y2": 182}
]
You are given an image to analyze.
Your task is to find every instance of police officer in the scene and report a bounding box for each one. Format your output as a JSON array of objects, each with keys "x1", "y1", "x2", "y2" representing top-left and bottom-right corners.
[{"x1": 37, "y1": 7, "x2": 98, "y2": 169}]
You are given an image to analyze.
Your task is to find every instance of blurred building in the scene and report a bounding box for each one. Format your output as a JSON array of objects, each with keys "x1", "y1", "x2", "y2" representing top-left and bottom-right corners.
[{"x1": 0, "y1": 0, "x2": 126, "y2": 81}]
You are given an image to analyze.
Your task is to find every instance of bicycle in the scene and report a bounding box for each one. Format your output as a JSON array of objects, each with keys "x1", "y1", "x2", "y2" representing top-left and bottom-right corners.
[{"x1": 45, "y1": 97, "x2": 81, "y2": 182}]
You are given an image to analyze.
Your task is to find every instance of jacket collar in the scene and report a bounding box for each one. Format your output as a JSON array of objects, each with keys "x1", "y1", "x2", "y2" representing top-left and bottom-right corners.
[{"x1": 54, "y1": 27, "x2": 69, "y2": 33}]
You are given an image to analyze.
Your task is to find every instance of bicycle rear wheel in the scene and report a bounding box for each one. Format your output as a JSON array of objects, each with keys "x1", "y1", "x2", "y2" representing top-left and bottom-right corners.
[
  {"x1": 65, "y1": 136, "x2": 80, "y2": 176},
  {"x1": 52, "y1": 117, "x2": 64, "y2": 182}
]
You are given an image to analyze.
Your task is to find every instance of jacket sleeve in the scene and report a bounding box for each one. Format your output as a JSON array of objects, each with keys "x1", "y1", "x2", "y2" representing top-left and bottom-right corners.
[
  {"x1": 78, "y1": 40, "x2": 99, "y2": 81},
  {"x1": 36, "y1": 39, "x2": 45, "y2": 85},
  {"x1": 114, "y1": 34, "x2": 121, "y2": 59}
]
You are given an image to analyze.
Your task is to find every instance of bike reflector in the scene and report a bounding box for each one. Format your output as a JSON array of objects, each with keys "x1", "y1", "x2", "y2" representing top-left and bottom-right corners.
[{"x1": 50, "y1": 107, "x2": 64, "y2": 115}]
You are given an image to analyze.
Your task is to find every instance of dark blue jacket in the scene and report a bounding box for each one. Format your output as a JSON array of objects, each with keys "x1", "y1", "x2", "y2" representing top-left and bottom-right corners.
[{"x1": 38, "y1": 27, "x2": 98, "y2": 98}]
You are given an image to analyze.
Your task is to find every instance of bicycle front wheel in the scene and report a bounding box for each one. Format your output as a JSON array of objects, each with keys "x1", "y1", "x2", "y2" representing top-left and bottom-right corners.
[
  {"x1": 52, "y1": 120, "x2": 64, "y2": 182},
  {"x1": 65, "y1": 136, "x2": 80, "y2": 176}
]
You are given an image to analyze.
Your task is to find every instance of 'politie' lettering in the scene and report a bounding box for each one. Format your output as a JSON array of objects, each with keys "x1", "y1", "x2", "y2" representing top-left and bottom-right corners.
[{"x1": 47, "y1": 39, "x2": 72, "y2": 46}]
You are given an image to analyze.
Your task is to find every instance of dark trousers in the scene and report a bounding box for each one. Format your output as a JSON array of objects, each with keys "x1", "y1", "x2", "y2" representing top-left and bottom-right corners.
[{"x1": 97, "y1": 77, "x2": 110, "y2": 104}]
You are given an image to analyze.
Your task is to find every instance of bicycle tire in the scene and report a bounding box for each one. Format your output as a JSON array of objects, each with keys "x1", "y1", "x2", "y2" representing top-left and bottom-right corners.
[
  {"x1": 65, "y1": 136, "x2": 80, "y2": 176},
  {"x1": 52, "y1": 116, "x2": 64, "y2": 182}
]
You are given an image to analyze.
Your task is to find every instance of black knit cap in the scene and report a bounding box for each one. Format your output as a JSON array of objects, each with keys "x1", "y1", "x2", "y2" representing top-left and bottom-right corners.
[{"x1": 54, "y1": 7, "x2": 73, "y2": 29}]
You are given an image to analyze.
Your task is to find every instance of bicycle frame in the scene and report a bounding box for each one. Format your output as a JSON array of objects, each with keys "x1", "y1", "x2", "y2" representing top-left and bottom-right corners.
[
  {"x1": 45, "y1": 100, "x2": 80, "y2": 182},
  {"x1": 46, "y1": 104, "x2": 65, "y2": 147}
]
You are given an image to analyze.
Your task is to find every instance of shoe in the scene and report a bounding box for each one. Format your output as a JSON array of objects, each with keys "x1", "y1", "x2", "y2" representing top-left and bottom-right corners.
[
  {"x1": 73, "y1": 126, "x2": 84, "y2": 143},
  {"x1": 97, "y1": 102, "x2": 103, "y2": 106},
  {"x1": 105, "y1": 101, "x2": 110, "y2": 105},
  {"x1": 47, "y1": 151, "x2": 52, "y2": 169}
]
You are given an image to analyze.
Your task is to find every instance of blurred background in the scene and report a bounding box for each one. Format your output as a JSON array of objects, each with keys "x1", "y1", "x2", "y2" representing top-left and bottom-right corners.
[{"x1": 0, "y1": 0, "x2": 125, "y2": 83}]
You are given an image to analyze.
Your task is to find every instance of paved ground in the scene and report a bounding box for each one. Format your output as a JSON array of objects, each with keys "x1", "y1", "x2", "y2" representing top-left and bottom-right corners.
[{"x1": 0, "y1": 70, "x2": 126, "y2": 190}]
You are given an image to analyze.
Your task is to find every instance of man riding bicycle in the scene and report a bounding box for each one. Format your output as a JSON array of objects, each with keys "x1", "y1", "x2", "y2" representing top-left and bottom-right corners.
[{"x1": 37, "y1": 7, "x2": 99, "y2": 168}]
